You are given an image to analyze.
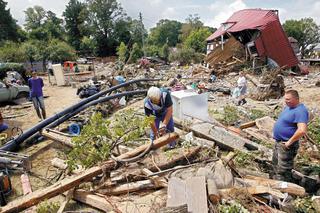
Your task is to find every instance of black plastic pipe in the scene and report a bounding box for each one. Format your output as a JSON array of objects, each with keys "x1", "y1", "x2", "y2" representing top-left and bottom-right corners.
[{"x1": 0, "y1": 78, "x2": 158, "y2": 151}]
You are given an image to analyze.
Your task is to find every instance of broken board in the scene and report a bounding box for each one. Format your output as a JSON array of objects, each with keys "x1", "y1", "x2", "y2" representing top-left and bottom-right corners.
[{"x1": 167, "y1": 177, "x2": 208, "y2": 213}]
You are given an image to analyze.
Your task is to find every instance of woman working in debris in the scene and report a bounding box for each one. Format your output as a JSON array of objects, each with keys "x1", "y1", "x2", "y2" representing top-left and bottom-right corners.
[
  {"x1": 144, "y1": 86, "x2": 175, "y2": 148},
  {"x1": 237, "y1": 71, "x2": 248, "y2": 105}
]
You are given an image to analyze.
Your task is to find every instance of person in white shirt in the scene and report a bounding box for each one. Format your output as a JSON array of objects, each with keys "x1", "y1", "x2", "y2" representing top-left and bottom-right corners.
[{"x1": 237, "y1": 71, "x2": 247, "y2": 105}]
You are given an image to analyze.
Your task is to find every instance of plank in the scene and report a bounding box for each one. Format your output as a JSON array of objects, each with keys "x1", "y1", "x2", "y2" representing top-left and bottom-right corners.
[
  {"x1": 185, "y1": 176, "x2": 208, "y2": 213},
  {"x1": 219, "y1": 186, "x2": 285, "y2": 199},
  {"x1": 166, "y1": 177, "x2": 187, "y2": 207},
  {"x1": 72, "y1": 189, "x2": 118, "y2": 212},
  {"x1": 141, "y1": 168, "x2": 168, "y2": 188},
  {"x1": 0, "y1": 133, "x2": 179, "y2": 213},
  {"x1": 239, "y1": 121, "x2": 256, "y2": 129}
]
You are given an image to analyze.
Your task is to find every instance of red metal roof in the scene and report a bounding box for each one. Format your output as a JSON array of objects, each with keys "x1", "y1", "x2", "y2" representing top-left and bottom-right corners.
[{"x1": 206, "y1": 9, "x2": 299, "y2": 68}]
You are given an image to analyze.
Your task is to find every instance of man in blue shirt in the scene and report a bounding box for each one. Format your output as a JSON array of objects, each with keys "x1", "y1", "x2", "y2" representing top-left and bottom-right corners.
[
  {"x1": 272, "y1": 90, "x2": 308, "y2": 182},
  {"x1": 144, "y1": 86, "x2": 175, "y2": 148},
  {"x1": 28, "y1": 72, "x2": 46, "y2": 120}
]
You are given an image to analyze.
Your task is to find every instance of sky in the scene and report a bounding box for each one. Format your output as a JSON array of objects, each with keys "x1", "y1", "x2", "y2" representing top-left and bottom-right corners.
[{"x1": 6, "y1": 0, "x2": 320, "y2": 30}]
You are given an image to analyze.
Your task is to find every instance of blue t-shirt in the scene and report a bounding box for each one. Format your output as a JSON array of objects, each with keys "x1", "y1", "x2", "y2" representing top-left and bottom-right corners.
[
  {"x1": 28, "y1": 77, "x2": 44, "y2": 97},
  {"x1": 273, "y1": 104, "x2": 309, "y2": 141}
]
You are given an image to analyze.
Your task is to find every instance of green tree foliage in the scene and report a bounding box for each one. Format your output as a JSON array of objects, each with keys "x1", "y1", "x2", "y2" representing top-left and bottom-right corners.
[
  {"x1": 43, "y1": 11, "x2": 65, "y2": 40},
  {"x1": 169, "y1": 47, "x2": 203, "y2": 65},
  {"x1": 0, "y1": 41, "x2": 25, "y2": 62},
  {"x1": 160, "y1": 43, "x2": 170, "y2": 61},
  {"x1": 47, "y1": 39, "x2": 77, "y2": 62},
  {"x1": 63, "y1": 0, "x2": 89, "y2": 51},
  {"x1": 147, "y1": 19, "x2": 182, "y2": 47},
  {"x1": 184, "y1": 27, "x2": 212, "y2": 53},
  {"x1": 283, "y1": 18, "x2": 320, "y2": 57},
  {"x1": 21, "y1": 40, "x2": 39, "y2": 68},
  {"x1": 0, "y1": 0, "x2": 19, "y2": 42},
  {"x1": 87, "y1": 0, "x2": 126, "y2": 56},
  {"x1": 80, "y1": 36, "x2": 96, "y2": 56},
  {"x1": 67, "y1": 110, "x2": 154, "y2": 170},
  {"x1": 117, "y1": 41, "x2": 128, "y2": 63},
  {"x1": 180, "y1": 14, "x2": 204, "y2": 42},
  {"x1": 24, "y1": 6, "x2": 46, "y2": 31},
  {"x1": 128, "y1": 43, "x2": 143, "y2": 63},
  {"x1": 145, "y1": 45, "x2": 161, "y2": 57}
]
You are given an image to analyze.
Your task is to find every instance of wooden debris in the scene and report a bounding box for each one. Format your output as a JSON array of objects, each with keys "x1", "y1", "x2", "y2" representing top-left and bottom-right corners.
[
  {"x1": 3, "y1": 113, "x2": 28, "y2": 119},
  {"x1": 142, "y1": 168, "x2": 167, "y2": 188},
  {"x1": 167, "y1": 177, "x2": 208, "y2": 213},
  {"x1": 72, "y1": 190, "x2": 117, "y2": 212},
  {"x1": 51, "y1": 158, "x2": 68, "y2": 170},
  {"x1": 97, "y1": 179, "x2": 158, "y2": 195},
  {"x1": 0, "y1": 133, "x2": 179, "y2": 213},
  {"x1": 237, "y1": 175, "x2": 306, "y2": 197},
  {"x1": 240, "y1": 121, "x2": 256, "y2": 129},
  {"x1": 41, "y1": 129, "x2": 74, "y2": 148},
  {"x1": 57, "y1": 188, "x2": 74, "y2": 213},
  {"x1": 219, "y1": 186, "x2": 285, "y2": 199}
]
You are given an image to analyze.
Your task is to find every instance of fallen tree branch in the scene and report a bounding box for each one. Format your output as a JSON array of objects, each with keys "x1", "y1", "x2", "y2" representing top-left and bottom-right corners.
[{"x1": 0, "y1": 133, "x2": 179, "y2": 213}]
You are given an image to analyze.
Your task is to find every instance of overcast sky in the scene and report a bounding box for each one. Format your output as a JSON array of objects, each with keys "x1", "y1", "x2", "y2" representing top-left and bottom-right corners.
[{"x1": 6, "y1": 0, "x2": 320, "y2": 29}]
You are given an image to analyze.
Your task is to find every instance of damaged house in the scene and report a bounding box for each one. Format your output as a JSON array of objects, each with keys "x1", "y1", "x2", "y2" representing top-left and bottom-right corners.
[{"x1": 206, "y1": 9, "x2": 299, "y2": 70}]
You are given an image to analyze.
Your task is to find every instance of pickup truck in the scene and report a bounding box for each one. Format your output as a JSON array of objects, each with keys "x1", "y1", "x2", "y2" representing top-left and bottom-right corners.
[{"x1": 0, "y1": 81, "x2": 30, "y2": 103}]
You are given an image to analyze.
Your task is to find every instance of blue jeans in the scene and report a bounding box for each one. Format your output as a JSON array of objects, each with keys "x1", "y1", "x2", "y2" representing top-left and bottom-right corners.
[{"x1": 150, "y1": 113, "x2": 175, "y2": 147}]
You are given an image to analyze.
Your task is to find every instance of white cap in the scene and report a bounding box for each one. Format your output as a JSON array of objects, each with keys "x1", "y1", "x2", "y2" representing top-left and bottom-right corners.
[{"x1": 147, "y1": 86, "x2": 161, "y2": 102}]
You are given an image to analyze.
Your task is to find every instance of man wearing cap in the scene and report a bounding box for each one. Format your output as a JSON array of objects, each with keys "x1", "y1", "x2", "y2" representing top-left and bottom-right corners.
[
  {"x1": 28, "y1": 71, "x2": 46, "y2": 120},
  {"x1": 144, "y1": 86, "x2": 175, "y2": 148}
]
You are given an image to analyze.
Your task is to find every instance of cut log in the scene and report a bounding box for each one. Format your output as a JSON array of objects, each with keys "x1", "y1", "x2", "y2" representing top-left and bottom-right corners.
[
  {"x1": 207, "y1": 179, "x2": 220, "y2": 204},
  {"x1": 97, "y1": 179, "x2": 158, "y2": 195},
  {"x1": 237, "y1": 175, "x2": 306, "y2": 197},
  {"x1": 72, "y1": 189, "x2": 117, "y2": 212},
  {"x1": 41, "y1": 129, "x2": 74, "y2": 148},
  {"x1": 239, "y1": 121, "x2": 256, "y2": 129},
  {"x1": 0, "y1": 133, "x2": 179, "y2": 213},
  {"x1": 185, "y1": 176, "x2": 208, "y2": 213}
]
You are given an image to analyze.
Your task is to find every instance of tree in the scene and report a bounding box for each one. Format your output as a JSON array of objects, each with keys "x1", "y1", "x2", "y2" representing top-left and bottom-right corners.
[
  {"x1": 0, "y1": 0, "x2": 19, "y2": 42},
  {"x1": 283, "y1": 18, "x2": 320, "y2": 57},
  {"x1": 117, "y1": 42, "x2": 128, "y2": 63},
  {"x1": 87, "y1": 0, "x2": 126, "y2": 56},
  {"x1": 43, "y1": 11, "x2": 65, "y2": 40},
  {"x1": 180, "y1": 14, "x2": 203, "y2": 42},
  {"x1": 63, "y1": 0, "x2": 89, "y2": 51},
  {"x1": 21, "y1": 40, "x2": 39, "y2": 69},
  {"x1": 147, "y1": 19, "x2": 182, "y2": 47},
  {"x1": 80, "y1": 36, "x2": 96, "y2": 56},
  {"x1": 0, "y1": 41, "x2": 25, "y2": 62},
  {"x1": 47, "y1": 39, "x2": 77, "y2": 62},
  {"x1": 184, "y1": 27, "x2": 212, "y2": 53},
  {"x1": 127, "y1": 43, "x2": 143, "y2": 63},
  {"x1": 24, "y1": 6, "x2": 46, "y2": 31}
]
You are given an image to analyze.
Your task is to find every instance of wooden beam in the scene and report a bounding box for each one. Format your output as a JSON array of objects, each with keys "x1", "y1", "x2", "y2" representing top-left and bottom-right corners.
[
  {"x1": 239, "y1": 121, "x2": 256, "y2": 129},
  {"x1": 72, "y1": 189, "x2": 118, "y2": 212},
  {"x1": 219, "y1": 186, "x2": 285, "y2": 199},
  {"x1": 141, "y1": 168, "x2": 167, "y2": 188},
  {"x1": 41, "y1": 129, "x2": 74, "y2": 148},
  {"x1": 0, "y1": 133, "x2": 179, "y2": 213}
]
